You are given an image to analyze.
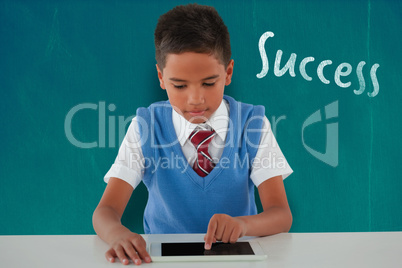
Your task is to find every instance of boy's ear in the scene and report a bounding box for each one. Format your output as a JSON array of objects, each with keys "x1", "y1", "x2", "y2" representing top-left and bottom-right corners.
[
  {"x1": 156, "y1": 64, "x2": 166, "y2": 89},
  {"x1": 225, "y1": 59, "x2": 234, "y2": 86}
]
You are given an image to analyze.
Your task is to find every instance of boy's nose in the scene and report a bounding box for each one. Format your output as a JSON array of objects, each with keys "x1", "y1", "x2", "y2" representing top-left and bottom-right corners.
[{"x1": 188, "y1": 89, "x2": 205, "y2": 105}]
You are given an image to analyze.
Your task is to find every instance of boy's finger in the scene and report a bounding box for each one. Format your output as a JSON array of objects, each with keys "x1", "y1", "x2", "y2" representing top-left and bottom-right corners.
[
  {"x1": 204, "y1": 218, "x2": 218, "y2": 250},
  {"x1": 229, "y1": 227, "x2": 242, "y2": 244},
  {"x1": 105, "y1": 248, "x2": 117, "y2": 263},
  {"x1": 131, "y1": 236, "x2": 152, "y2": 263},
  {"x1": 114, "y1": 245, "x2": 130, "y2": 265},
  {"x1": 136, "y1": 245, "x2": 152, "y2": 263},
  {"x1": 122, "y1": 244, "x2": 142, "y2": 265},
  {"x1": 221, "y1": 227, "x2": 233, "y2": 243},
  {"x1": 214, "y1": 220, "x2": 226, "y2": 241}
]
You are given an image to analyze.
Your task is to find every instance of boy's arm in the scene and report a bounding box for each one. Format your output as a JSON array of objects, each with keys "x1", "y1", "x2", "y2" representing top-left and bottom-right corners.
[
  {"x1": 204, "y1": 175, "x2": 292, "y2": 249},
  {"x1": 239, "y1": 175, "x2": 292, "y2": 235},
  {"x1": 92, "y1": 177, "x2": 151, "y2": 265}
]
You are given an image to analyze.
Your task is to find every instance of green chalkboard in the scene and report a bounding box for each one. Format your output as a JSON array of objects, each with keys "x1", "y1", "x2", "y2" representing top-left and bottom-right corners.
[{"x1": 1, "y1": 0, "x2": 401, "y2": 235}]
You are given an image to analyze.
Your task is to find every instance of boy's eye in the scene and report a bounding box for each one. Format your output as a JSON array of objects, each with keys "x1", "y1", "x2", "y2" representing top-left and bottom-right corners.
[
  {"x1": 173, "y1": 84, "x2": 186, "y2": 89},
  {"x1": 203, "y1": 82, "x2": 215, "y2": 87}
]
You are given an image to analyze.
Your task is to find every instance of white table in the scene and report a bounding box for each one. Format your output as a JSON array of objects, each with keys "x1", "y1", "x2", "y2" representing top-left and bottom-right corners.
[{"x1": 1, "y1": 232, "x2": 401, "y2": 267}]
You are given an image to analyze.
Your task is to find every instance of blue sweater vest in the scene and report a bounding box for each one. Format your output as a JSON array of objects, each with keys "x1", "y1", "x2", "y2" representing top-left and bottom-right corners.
[{"x1": 136, "y1": 95, "x2": 265, "y2": 234}]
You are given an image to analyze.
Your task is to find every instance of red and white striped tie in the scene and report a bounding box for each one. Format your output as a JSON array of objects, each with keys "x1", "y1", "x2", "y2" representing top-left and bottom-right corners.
[{"x1": 189, "y1": 129, "x2": 216, "y2": 177}]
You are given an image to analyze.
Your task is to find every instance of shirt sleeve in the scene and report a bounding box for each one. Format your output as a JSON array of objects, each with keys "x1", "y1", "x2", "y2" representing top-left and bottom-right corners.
[
  {"x1": 249, "y1": 116, "x2": 293, "y2": 187},
  {"x1": 104, "y1": 117, "x2": 144, "y2": 189}
]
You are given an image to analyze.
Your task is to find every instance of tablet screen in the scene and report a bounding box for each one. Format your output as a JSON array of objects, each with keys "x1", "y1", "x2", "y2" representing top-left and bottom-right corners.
[{"x1": 161, "y1": 242, "x2": 255, "y2": 256}]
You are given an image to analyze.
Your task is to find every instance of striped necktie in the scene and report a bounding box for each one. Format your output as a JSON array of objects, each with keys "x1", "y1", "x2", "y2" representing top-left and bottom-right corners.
[{"x1": 189, "y1": 129, "x2": 216, "y2": 177}]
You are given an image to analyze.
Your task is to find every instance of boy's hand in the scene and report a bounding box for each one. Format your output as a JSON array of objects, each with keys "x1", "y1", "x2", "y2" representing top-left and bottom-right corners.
[
  {"x1": 105, "y1": 230, "x2": 151, "y2": 265},
  {"x1": 204, "y1": 214, "x2": 247, "y2": 250}
]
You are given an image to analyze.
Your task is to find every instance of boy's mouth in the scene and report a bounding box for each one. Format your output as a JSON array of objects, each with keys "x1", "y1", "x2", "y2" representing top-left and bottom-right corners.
[{"x1": 188, "y1": 109, "x2": 207, "y2": 116}]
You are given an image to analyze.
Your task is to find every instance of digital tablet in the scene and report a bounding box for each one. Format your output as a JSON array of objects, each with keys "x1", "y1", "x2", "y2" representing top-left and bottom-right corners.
[{"x1": 148, "y1": 241, "x2": 267, "y2": 262}]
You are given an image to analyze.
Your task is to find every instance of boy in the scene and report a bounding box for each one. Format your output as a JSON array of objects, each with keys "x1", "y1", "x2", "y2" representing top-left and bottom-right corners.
[{"x1": 93, "y1": 4, "x2": 293, "y2": 265}]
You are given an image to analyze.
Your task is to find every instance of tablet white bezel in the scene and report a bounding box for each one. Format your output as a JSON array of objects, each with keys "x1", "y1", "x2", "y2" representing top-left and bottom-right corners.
[{"x1": 148, "y1": 241, "x2": 267, "y2": 262}]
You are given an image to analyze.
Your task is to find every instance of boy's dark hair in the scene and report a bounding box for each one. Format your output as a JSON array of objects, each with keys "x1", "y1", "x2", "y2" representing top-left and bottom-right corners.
[{"x1": 154, "y1": 3, "x2": 231, "y2": 70}]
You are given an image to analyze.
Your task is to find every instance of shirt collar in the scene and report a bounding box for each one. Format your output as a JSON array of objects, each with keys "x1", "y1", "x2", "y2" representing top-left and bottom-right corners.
[{"x1": 172, "y1": 99, "x2": 229, "y2": 146}]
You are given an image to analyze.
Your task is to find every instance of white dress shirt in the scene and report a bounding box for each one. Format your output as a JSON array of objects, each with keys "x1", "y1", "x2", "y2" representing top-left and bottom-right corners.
[{"x1": 104, "y1": 99, "x2": 293, "y2": 189}]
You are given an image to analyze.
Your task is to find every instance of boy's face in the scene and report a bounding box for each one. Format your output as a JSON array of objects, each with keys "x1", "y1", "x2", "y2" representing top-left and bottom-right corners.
[{"x1": 156, "y1": 52, "x2": 234, "y2": 124}]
